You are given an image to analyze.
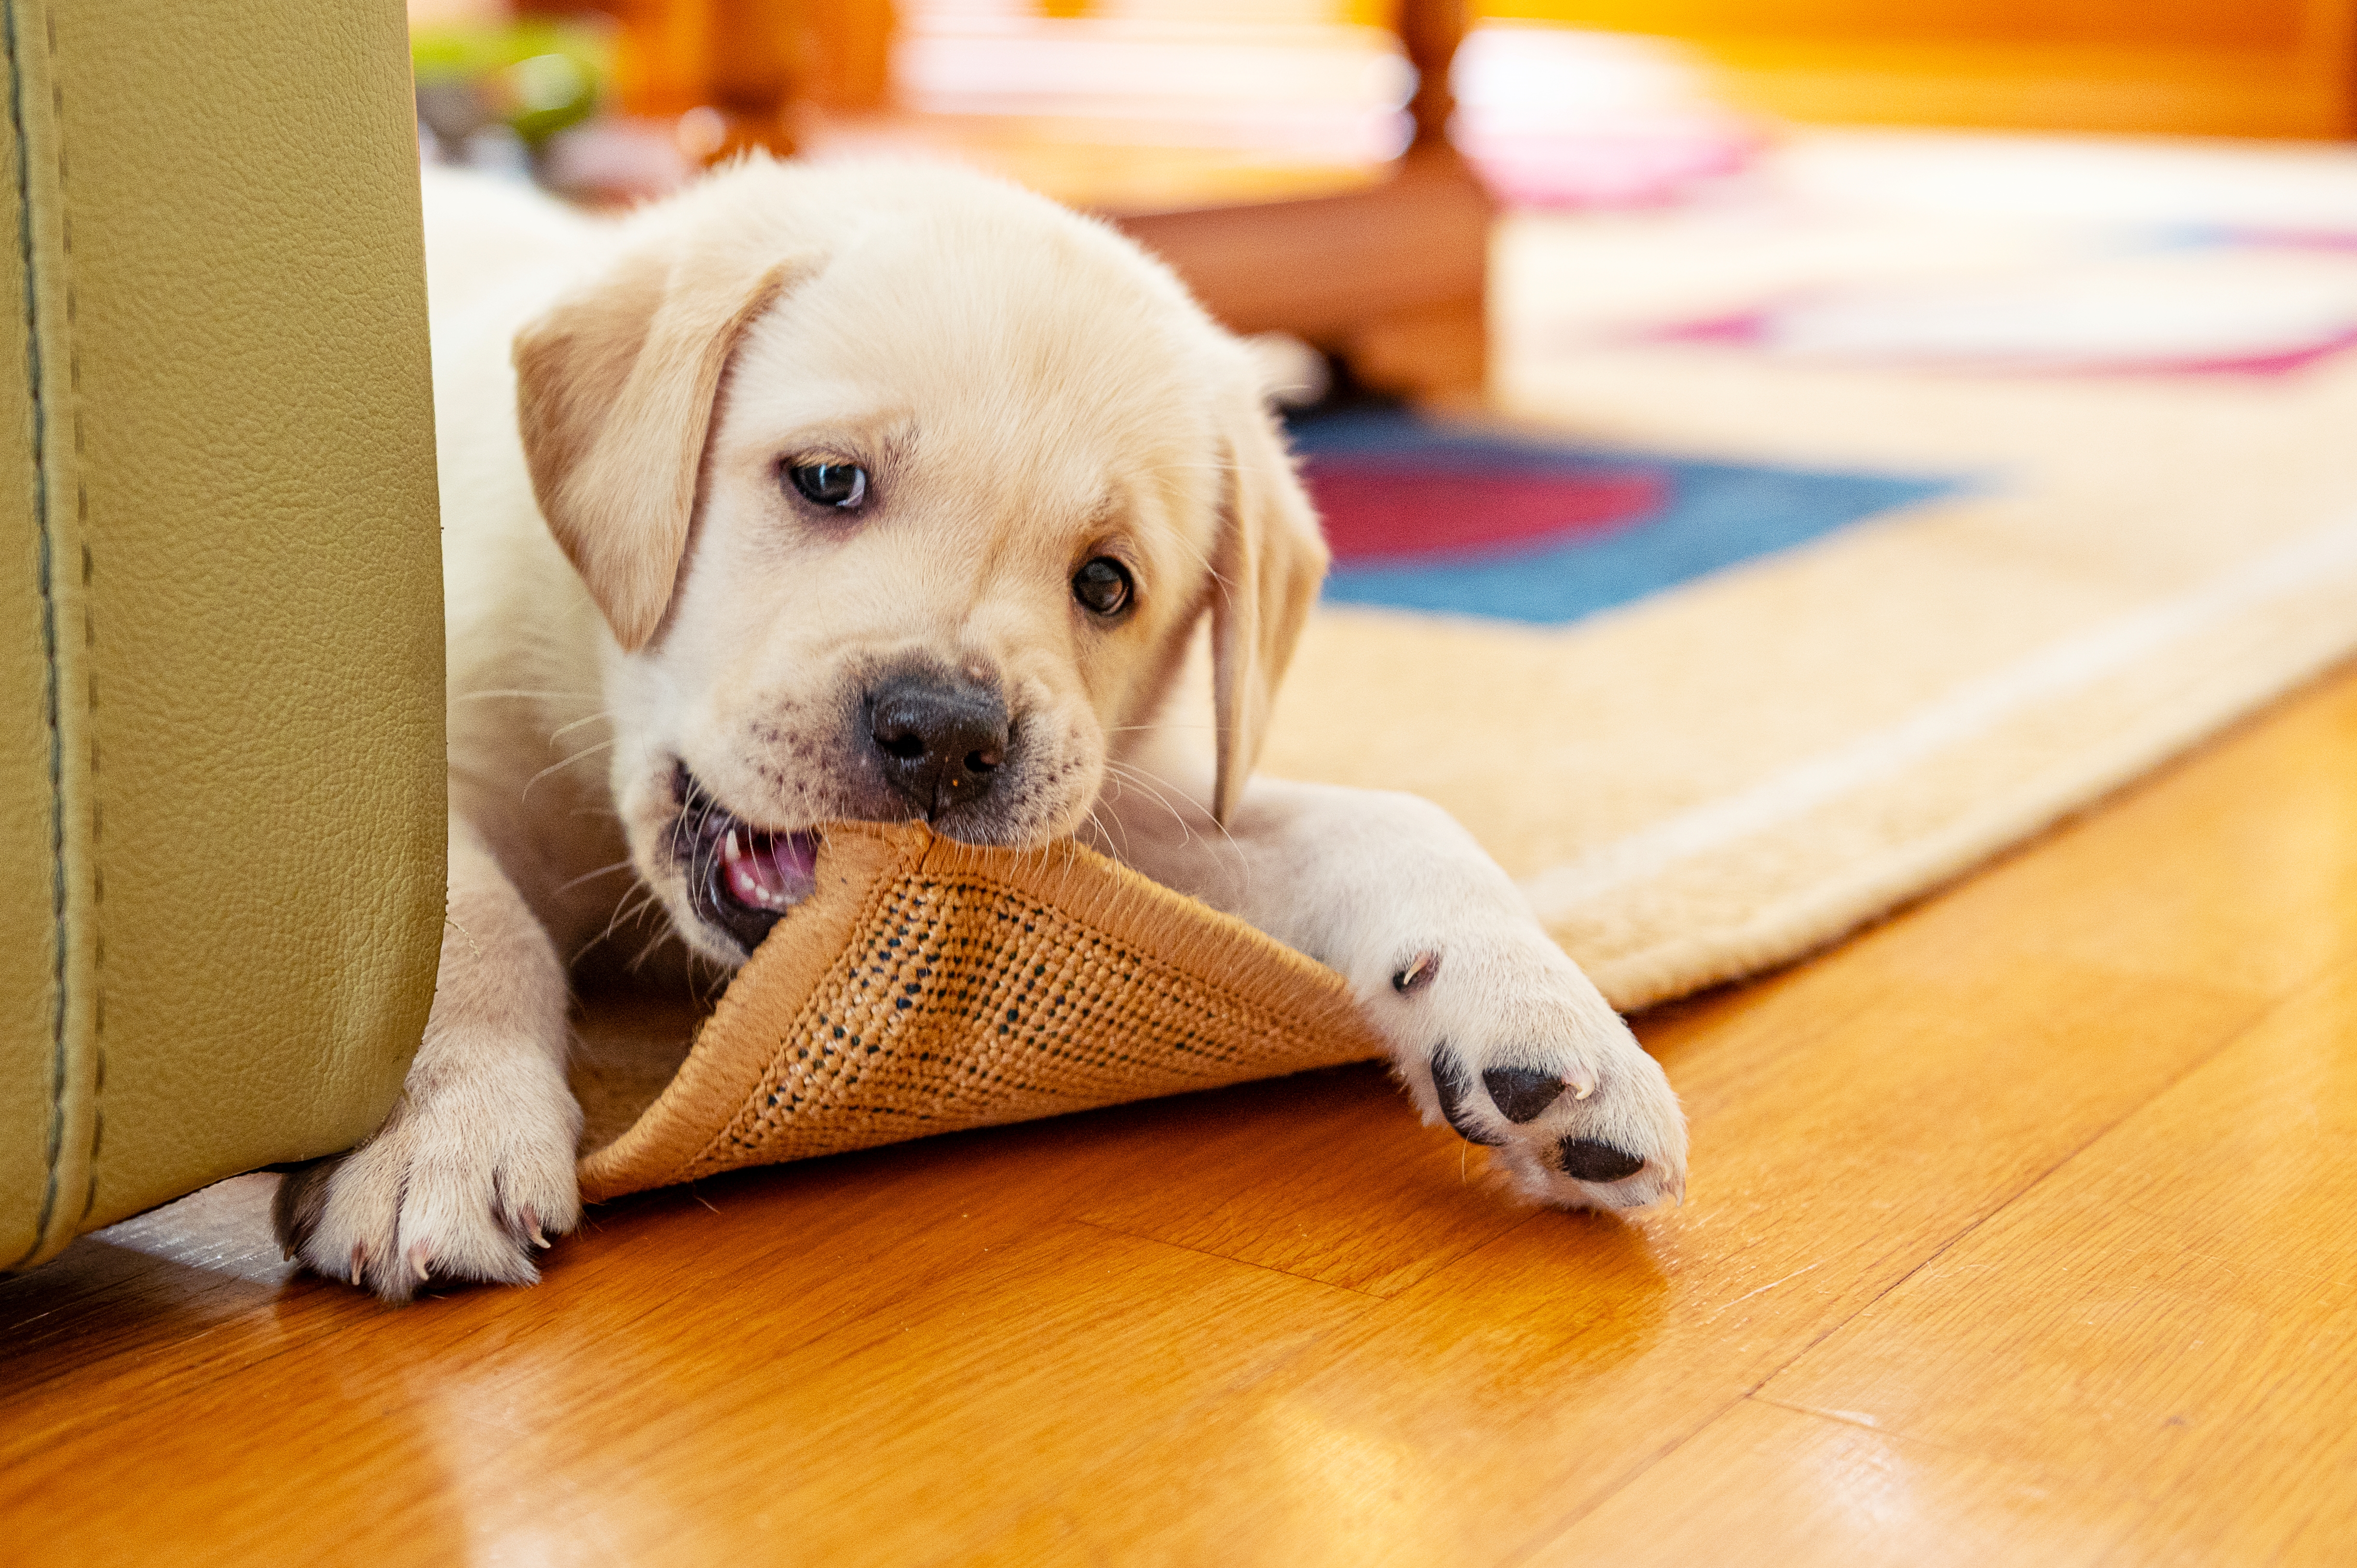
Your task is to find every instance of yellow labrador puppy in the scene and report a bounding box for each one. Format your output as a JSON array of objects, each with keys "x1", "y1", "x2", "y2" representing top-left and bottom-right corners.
[{"x1": 277, "y1": 159, "x2": 1686, "y2": 1300}]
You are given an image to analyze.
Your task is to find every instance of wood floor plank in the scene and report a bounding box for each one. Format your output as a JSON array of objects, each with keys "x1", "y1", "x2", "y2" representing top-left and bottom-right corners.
[
  {"x1": 444, "y1": 1221, "x2": 1361, "y2": 1568},
  {"x1": 4, "y1": 1209, "x2": 1368, "y2": 1567},
  {"x1": 1523, "y1": 1399, "x2": 2154, "y2": 1568},
  {"x1": 1753, "y1": 957, "x2": 2357, "y2": 1568},
  {"x1": 0, "y1": 1078, "x2": 1331, "y2": 1469},
  {"x1": 940, "y1": 960, "x2": 2262, "y2": 1566},
  {"x1": 1070, "y1": 1062, "x2": 1536, "y2": 1297}
]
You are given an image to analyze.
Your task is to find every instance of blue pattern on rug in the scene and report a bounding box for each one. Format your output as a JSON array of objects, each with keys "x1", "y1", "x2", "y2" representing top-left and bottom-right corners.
[{"x1": 1289, "y1": 409, "x2": 1959, "y2": 626}]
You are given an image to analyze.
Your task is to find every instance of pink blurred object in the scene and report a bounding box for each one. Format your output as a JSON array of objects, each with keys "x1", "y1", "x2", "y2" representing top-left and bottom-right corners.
[
  {"x1": 539, "y1": 117, "x2": 698, "y2": 205},
  {"x1": 1632, "y1": 258, "x2": 2357, "y2": 379},
  {"x1": 891, "y1": 6, "x2": 1414, "y2": 164},
  {"x1": 1451, "y1": 27, "x2": 1764, "y2": 210}
]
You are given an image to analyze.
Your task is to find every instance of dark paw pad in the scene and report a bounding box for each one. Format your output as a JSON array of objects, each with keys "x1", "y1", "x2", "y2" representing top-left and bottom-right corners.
[
  {"x1": 1481, "y1": 1067, "x2": 1566, "y2": 1124},
  {"x1": 1431, "y1": 1044, "x2": 1504, "y2": 1146},
  {"x1": 1557, "y1": 1138, "x2": 1645, "y2": 1183}
]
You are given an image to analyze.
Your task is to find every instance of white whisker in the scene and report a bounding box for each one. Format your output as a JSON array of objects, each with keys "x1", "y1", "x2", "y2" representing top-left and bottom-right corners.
[
  {"x1": 520, "y1": 739, "x2": 615, "y2": 805},
  {"x1": 555, "y1": 858, "x2": 637, "y2": 894},
  {"x1": 453, "y1": 687, "x2": 605, "y2": 704},
  {"x1": 547, "y1": 709, "x2": 616, "y2": 744}
]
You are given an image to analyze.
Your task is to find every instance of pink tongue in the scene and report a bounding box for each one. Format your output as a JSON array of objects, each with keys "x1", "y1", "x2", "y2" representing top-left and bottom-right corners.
[{"x1": 721, "y1": 829, "x2": 819, "y2": 912}]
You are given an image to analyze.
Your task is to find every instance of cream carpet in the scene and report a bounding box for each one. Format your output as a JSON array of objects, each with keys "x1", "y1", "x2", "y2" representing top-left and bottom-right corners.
[{"x1": 1260, "y1": 130, "x2": 2357, "y2": 1009}]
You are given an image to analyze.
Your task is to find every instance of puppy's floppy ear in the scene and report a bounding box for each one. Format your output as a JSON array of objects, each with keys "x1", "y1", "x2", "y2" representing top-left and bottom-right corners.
[
  {"x1": 513, "y1": 241, "x2": 805, "y2": 651},
  {"x1": 1209, "y1": 382, "x2": 1330, "y2": 826}
]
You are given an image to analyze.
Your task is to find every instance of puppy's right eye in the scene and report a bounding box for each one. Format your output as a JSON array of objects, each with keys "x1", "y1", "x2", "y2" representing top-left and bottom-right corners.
[
  {"x1": 1072, "y1": 556, "x2": 1134, "y2": 617},
  {"x1": 784, "y1": 460, "x2": 868, "y2": 511}
]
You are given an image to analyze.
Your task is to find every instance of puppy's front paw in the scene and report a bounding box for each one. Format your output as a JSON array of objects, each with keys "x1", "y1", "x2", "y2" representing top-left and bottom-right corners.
[
  {"x1": 273, "y1": 1049, "x2": 584, "y2": 1303},
  {"x1": 1381, "y1": 937, "x2": 1686, "y2": 1211}
]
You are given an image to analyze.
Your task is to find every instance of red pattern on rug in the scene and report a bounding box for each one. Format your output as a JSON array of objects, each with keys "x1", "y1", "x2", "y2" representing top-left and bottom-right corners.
[{"x1": 1302, "y1": 463, "x2": 1667, "y2": 565}]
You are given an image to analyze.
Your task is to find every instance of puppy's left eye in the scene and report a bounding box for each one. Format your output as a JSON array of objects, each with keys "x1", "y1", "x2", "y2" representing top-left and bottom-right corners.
[
  {"x1": 1072, "y1": 556, "x2": 1133, "y2": 617},
  {"x1": 785, "y1": 460, "x2": 868, "y2": 510}
]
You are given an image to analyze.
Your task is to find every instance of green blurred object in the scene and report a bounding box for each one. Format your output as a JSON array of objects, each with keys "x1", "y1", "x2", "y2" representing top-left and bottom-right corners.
[{"x1": 411, "y1": 21, "x2": 609, "y2": 149}]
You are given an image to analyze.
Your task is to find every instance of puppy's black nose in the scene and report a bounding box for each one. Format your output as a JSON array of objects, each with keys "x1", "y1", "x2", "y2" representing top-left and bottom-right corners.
[{"x1": 867, "y1": 674, "x2": 1009, "y2": 818}]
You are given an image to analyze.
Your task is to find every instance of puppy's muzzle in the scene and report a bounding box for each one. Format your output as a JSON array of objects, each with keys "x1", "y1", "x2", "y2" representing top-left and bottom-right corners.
[{"x1": 866, "y1": 672, "x2": 1008, "y2": 819}]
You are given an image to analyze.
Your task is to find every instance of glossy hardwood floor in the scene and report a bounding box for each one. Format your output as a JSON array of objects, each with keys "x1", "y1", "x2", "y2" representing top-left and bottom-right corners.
[{"x1": 10, "y1": 659, "x2": 2357, "y2": 1565}]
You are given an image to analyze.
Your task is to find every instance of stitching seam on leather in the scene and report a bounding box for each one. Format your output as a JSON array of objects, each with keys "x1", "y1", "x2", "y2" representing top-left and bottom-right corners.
[
  {"x1": 2, "y1": 0, "x2": 65, "y2": 1271},
  {"x1": 41, "y1": 3, "x2": 98, "y2": 1225}
]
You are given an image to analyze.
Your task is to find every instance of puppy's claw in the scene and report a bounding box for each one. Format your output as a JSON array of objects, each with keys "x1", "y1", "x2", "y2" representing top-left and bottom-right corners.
[
  {"x1": 409, "y1": 1242, "x2": 433, "y2": 1284},
  {"x1": 1392, "y1": 951, "x2": 1440, "y2": 994},
  {"x1": 1570, "y1": 1076, "x2": 1597, "y2": 1102},
  {"x1": 522, "y1": 1207, "x2": 550, "y2": 1249},
  {"x1": 350, "y1": 1244, "x2": 368, "y2": 1287}
]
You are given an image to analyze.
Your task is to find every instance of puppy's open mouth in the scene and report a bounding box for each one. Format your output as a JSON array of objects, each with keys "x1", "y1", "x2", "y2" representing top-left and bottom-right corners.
[{"x1": 676, "y1": 767, "x2": 820, "y2": 956}]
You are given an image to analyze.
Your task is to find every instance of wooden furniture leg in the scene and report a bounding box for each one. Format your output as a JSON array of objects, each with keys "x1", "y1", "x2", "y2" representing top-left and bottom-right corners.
[{"x1": 1108, "y1": 0, "x2": 1493, "y2": 403}]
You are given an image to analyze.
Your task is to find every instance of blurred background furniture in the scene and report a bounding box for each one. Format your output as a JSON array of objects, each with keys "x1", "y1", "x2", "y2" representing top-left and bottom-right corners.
[
  {"x1": 1, "y1": 0, "x2": 444, "y2": 1272},
  {"x1": 416, "y1": 0, "x2": 2357, "y2": 402},
  {"x1": 446, "y1": 0, "x2": 1496, "y2": 398},
  {"x1": 1506, "y1": 0, "x2": 2357, "y2": 139},
  {"x1": 1102, "y1": 1, "x2": 1492, "y2": 403}
]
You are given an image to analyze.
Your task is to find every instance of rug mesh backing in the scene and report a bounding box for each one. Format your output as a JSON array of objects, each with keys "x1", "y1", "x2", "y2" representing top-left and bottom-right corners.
[
  {"x1": 578, "y1": 824, "x2": 1385, "y2": 1201},
  {"x1": 693, "y1": 868, "x2": 1351, "y2": 1173}
]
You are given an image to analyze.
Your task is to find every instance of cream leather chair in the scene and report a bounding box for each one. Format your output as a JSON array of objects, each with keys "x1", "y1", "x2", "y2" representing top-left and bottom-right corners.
[{"x1": 1, "y1": 0, "x2": 443, "y2": 1271}]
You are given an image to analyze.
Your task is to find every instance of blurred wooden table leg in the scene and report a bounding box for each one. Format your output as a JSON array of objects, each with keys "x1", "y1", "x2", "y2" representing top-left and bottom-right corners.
[
  {"x1": 1110, "y1": 145, "x2": 1492, "y2": 402},
  {"x1": 1109, "y1": 0, "x2": 1492, "y2": 401}
]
